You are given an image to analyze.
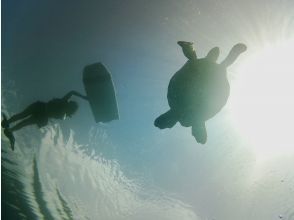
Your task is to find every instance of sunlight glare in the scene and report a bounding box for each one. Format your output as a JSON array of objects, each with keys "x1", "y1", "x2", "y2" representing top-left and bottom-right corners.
[{"x1": 229, "y1": 40, "x2": 294, "y2": 160}]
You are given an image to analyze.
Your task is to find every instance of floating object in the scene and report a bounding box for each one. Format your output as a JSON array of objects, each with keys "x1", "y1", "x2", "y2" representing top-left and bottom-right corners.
[
  {"x1": 83, "y1": 62, "x2": 119, "y2": 123},
  {"x1": 155, "y1": 43, "x2": 247, "y2": 144}
]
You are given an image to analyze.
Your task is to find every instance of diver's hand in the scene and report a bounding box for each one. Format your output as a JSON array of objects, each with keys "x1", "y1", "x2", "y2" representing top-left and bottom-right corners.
[{"x1": 63, "y1": 90, "x2": 88, "y2": 101}]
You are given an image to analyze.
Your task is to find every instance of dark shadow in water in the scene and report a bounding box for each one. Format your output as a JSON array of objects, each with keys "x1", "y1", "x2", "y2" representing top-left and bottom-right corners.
[
  {"x1": 32, "y1": 158, "x2": 55, "y2": 220},
  {"x1": 1, "y1": 155, "x2": 17, "y2": 166},
  {"x1": 2, "y1": 152, "x2": 38, "y2": 220},
  {"x1": 56, "y1": 189, "x2": 74, "y2": 220},
  {"x1": 32, "y1": 158, "x2": 75, "y2": 220},
  {"x1": 1, "y1": 141, "x2": 75, "y2": 220}
]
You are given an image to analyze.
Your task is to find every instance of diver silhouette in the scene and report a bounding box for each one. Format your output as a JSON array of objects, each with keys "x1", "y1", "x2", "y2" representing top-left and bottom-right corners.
[
  {"x1": 154, "y1": 41, "x2": 247, "y2": 144},
  {"x1": 1, "y1": 90, "x2": 88, "y2": 150}
]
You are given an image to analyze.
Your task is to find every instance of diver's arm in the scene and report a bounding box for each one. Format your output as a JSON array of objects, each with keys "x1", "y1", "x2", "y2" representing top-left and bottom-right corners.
[{"x1": 63, "y1": 90, "x2": 88, "y2": 101}]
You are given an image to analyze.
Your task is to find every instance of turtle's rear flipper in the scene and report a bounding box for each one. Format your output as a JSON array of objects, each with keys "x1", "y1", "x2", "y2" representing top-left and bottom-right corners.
[
  {"x1": 192, "y1": 122, "x2": 207, "y2": 144},
  {"x1": 4, "y1": 129, "x2": 15, "y2": 151},
  {"x1": 154, "y1": 110, "x2": 178, "y2": 129},
  {"x1": 1, "y1": 113, "x2": 9, "y2": 128}
]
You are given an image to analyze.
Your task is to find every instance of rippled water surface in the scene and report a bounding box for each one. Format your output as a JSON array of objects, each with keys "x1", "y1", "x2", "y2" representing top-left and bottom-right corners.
[{"x1": 2, "y1": 0, "x2": 294, "y2": 219}]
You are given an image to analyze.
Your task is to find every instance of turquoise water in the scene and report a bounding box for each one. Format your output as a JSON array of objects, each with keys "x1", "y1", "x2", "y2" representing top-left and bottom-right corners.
[
  {"x1": 2, "y1": 81, "x2": 294, "y2": 219},
  {"x1": 2, "y1": 0, "x2": 294, "y2": 219},
  {"x1": 2, "y1": 125, "x2": 199, "y2": 220}
]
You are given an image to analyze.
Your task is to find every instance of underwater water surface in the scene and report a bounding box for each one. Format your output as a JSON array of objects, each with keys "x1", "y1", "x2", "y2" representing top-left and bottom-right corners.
[
  {"x1": 2, "y1": 79, "x2": 294, "y2": 220},
  {"x1": 2, "y1": 0, "x2": 294, "y2": 219}
]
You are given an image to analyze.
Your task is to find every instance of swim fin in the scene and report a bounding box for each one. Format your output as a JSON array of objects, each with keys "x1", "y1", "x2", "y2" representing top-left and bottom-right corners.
[
  {"x1": 1, "y1": 113, "x2": 9, "y2": 128},
  {"x1": 4, "y1": 128, "x2": 15, "y2": 151}
]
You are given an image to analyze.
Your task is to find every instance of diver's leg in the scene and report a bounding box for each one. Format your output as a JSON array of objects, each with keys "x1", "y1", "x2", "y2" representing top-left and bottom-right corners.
[
  {"x1": 177, "y1": 41, "x2": 197, "y2": 60},
  {"x1": 7, "y1": 102, "x2": 39, "y2": 124},
  {"x1": 3, "y1": 118, "x2": 34, "y2": 151},
  {"x1": 10, "y1": 117, "x2": 36, "y2": 132},
  {"x1": 154, "y1": 109, "x2": 178, "y2": 129},
  {"x1": 191, "y1": 121, "x2": 207, "y2": 144}
]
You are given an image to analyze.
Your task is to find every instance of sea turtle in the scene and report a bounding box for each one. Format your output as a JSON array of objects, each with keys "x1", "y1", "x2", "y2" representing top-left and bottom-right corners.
[{"x1": 154, "y1": 41, "x2": 247, "y2": 144}]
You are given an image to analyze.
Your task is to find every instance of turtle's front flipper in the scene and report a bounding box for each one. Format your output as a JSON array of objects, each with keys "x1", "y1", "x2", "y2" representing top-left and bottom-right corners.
[
  {"x1": 192, "y1": 121, "x2": 207, "y2": 144},
  {"x1": 4, "y1": 128, "x2": 15, "y2": 151},
  {"x1": 221, "y1": 43, "x2": 247, "y2": 67},
  {"x1": 154, "y1": 110, "x2": 178, "y2": 129},
  {"x1": 205, "y1": 47, "x2": 220, "y2": 62}
]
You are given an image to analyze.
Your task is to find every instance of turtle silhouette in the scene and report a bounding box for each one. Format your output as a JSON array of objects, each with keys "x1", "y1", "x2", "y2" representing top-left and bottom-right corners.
[{"x1": 154, "y1": 41, "x2": 247, "y2": 144}]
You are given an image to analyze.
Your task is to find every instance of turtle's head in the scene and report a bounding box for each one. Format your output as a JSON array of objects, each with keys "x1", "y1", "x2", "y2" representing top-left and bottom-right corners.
[{"x1": 221, "y1": 43, "x2": 247, "y2": 67}]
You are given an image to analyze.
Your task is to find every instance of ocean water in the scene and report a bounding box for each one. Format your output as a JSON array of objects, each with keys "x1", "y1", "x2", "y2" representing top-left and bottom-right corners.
[
  {"x1": 1, "y1": 81, "x2": 198, "y2": 220},
  {"x1": 2, "y1": 81, "x2": 294, "y2": 220},
  {"x1": 2, "y1": 125, "x2": 199, "y2": 220},
  {"x1": 2, "y1": 0, "x2": 294, "y2": 219},
  {"x1": 1, "y1": 84, "x2": 199, "y2": 219}
]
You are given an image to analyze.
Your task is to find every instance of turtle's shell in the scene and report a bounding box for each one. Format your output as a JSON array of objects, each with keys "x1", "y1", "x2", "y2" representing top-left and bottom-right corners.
[{"x1": 167, "y1": 58, "x2": 229, "y2": 126}]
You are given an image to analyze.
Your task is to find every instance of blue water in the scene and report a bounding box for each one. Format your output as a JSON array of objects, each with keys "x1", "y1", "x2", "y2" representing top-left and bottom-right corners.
[
  {"x1": 2, "y1": 124, "x2": 199, "y2": 220},
  {"x1": 2, "y1": 82, "x2": 294, "y2": 220},
  {"x1": 2, "y1": 0, "x2": 294, "y2": 219}
]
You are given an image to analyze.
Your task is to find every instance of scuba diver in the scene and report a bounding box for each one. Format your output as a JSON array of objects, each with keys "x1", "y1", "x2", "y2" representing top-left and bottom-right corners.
[{"x1": 2, "y1": 90, "x2": 88, "y2": 150}]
